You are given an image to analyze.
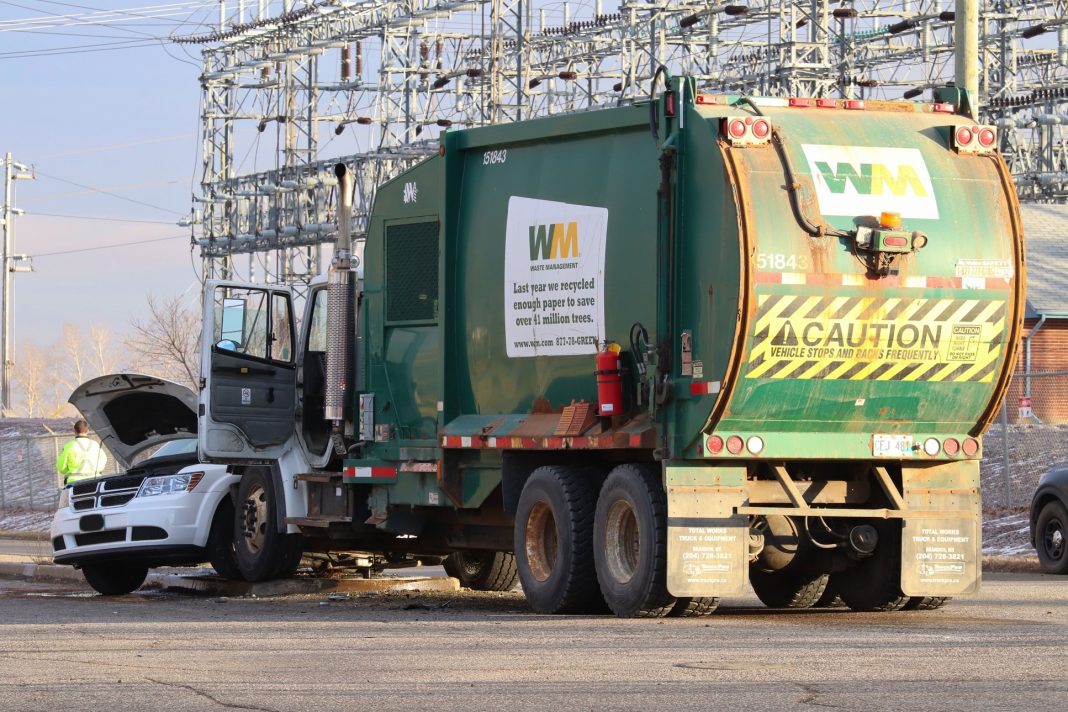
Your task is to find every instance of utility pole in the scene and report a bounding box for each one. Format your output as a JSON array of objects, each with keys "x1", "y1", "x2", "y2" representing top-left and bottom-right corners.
[{"x1": 1, "y1": 153, "x2": 35, "y2": 416}]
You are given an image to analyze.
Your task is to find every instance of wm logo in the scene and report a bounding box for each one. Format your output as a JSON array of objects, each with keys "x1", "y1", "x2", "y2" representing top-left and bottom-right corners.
[
  {"x1": 529, "y1": 222, "x2": 579, "y2": 260},
  {"x1": 814, "y1": 161, "x2": 928, "y2": 197}
]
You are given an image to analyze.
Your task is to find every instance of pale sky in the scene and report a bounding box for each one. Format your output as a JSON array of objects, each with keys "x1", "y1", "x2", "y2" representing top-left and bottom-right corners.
[{"x1": 0, "y1": 1, "x2": 222, "y2": 357}]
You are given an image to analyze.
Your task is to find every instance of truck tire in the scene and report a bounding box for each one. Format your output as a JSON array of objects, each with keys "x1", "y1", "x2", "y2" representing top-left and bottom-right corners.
[
  {"x1": 837, "y1": 522, "x2": 909, "y2": 612},
  {"x1": 749, "y1": 568, "x2": 829, "y2": 609},
  {"x1": 81, "y1": 563, "x2": 148, "y2": 595},
  {"x1": 207, "y1": 502, "x2": 243, "y2": 581},
  {"x1": 1035, "y1": 500, "x2": 1068, "y2": 574},
  {"x1": 234, "y1": 468, "x2": 303, "y2": 582},
  {"x1": 904, "y1": 596, "x2": 950, "y2": 610},
  {"x1": 668, "y1": 597, "x2": 720, "y2": 617},
  {"x1": 444, "y1": 551, "x2": 519, "y2": 591},
  {"x1": 593, "y1": 463, "x2": 675, "y2": 618},
  {"x1": 514, "y1": 465, "x2": 601, "y2": 614},
  {"x1": 814, "y1": 576, "x2": 845, "y2": 608}
]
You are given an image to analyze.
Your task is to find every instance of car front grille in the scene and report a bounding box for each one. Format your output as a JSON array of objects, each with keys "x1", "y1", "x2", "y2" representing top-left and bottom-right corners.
[
  {"x1": 70, "y1": 474, "x2": 146, "y2": 511},
  {"x1": 75, "y1": 530, "x2": 126, "y2": 547}
]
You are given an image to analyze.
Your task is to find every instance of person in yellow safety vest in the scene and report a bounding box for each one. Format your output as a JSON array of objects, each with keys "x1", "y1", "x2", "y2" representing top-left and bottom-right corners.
[{"x1": 56, "y1": 419, "x2": 107, "y2": 486}]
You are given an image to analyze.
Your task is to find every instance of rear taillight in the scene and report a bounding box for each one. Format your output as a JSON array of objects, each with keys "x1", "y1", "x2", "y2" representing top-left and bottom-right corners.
[
  {"x1": 726, "y1": 435, "x2": 745, "y2": 454},
  {"x1": 962, "y1": 438, "x2": 980, "y2": 457},
  {"x1": 707, "y1": 435, "x2": 724, "y2": 454},
  {"x1": 722, "y1": 117, "x2": 772, "y2": 146},
  {"x1": 953, "y1": 124, "x2": 998, "y2": 154},
  {"x1": 943, "y1": 438, "x2": 960, "y2": 456}
]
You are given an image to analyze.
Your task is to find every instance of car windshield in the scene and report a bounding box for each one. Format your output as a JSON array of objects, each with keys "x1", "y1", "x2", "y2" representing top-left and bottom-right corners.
[{"x1": 149, "y1": 438, "x2": 198, "y2": 459}]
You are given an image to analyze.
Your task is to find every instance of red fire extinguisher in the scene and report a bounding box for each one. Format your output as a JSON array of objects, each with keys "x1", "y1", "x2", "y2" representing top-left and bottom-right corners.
[{"x1": 596, "y1": 342, "x2": 624, "y2": 416}]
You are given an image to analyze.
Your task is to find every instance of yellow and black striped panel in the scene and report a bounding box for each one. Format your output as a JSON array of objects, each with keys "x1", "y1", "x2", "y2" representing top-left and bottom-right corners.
[{"x1": 746, "y1": 294, "x2": 1007, "y2": 382}]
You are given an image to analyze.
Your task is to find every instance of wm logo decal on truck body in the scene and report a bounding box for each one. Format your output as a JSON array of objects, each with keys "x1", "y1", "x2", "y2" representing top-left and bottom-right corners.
[
  {"x1": 746, "y1": 294, "x2": 1006, "y2": 382},
  {"x1": 529, "y1": 222, "x2": 579, "y2": 261},
  {"x1": 801, "y1": 144, "x2": 940, "y2": 220}
]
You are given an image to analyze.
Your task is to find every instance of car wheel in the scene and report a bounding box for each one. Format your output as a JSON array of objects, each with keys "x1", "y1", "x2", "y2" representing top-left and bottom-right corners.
[
  {"x1": 234, "y1": 468, "x2": 303, "y2": 581},
  {"x1": 81, "y1": 563, "x2": 148, "y2": 595},
  {"x1": 1035, "y1": 500, "x2": 1068, "y2": 575},
  {"x1": 207, "y1": 501, "x2": 243, "y2": 581}
]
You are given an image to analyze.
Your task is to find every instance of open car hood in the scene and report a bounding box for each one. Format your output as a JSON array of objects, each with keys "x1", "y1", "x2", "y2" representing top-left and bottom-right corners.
[{"x1": 67, "y1": 373, "x2": 198, "y2": 470}]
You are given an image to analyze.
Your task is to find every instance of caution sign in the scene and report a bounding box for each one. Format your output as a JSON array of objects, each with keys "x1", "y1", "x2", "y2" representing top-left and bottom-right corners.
[{"x1": 746, "y1": 294, "x2": 1006, "y2": 382}]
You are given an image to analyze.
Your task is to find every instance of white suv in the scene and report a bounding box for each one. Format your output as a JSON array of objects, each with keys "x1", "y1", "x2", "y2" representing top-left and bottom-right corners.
[{"x1": 51, "y1": 374, "x2": 242, "y2": 595}]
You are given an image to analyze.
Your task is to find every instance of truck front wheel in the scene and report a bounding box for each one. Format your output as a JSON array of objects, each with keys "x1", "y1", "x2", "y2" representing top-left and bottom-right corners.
[
  {"x1": 234, "y1": 468, "x2": 303, "y2": 582},
  {"x1": 594, "y1": 463, "x2": 675, "y2": 618},
  {"x1": 514, "y1": 466, "x2": 601, "y2": 614}
]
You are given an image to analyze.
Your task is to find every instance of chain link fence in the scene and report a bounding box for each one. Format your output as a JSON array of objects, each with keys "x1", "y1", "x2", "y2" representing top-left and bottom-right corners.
[
  {"x1": 0, "y1": 420, "x2": 118, "y2": 514},
  {"x1": 981, "y1": 370, "x2": 1068, "y2": 513}
]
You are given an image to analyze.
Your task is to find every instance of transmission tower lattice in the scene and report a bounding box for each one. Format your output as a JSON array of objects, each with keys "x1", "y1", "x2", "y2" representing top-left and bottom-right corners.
[{"x1": 184, "y1": 0, "x2": 1068, "y2": 284}]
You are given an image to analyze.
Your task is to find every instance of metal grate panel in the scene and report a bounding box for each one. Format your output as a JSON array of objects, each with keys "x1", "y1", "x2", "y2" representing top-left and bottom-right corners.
[{"x1": 385, "y1": 221, "x2": 438, "y2": 323}]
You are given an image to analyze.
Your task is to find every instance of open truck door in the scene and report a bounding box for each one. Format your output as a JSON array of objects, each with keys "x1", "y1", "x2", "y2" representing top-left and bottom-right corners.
[{"x1": 199, "y1": 280, "x2": 297, "y2": 463}]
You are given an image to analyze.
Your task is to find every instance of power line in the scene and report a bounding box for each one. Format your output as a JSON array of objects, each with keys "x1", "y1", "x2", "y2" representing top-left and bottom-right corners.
[
  {"x1": 22, "y1": 211, "x2": 177, "y2": 224},
  {"x1": 30, "y1": 170, "x2": 184, "y2": 215},
  {"x1": 0, "y1": 37, "x2": 165, "y2": 58},
  {"x1": 34, "y1": 133, "x2": 193, "y2": 160},
  {"x1": 30, "y1": 233, "x2": 189, "y2": 258}
]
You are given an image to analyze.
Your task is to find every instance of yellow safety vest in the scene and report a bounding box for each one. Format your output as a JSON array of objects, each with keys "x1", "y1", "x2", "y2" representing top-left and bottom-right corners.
[{"x1": 56, "y1": 436, "x2": 107, "y2": 485}]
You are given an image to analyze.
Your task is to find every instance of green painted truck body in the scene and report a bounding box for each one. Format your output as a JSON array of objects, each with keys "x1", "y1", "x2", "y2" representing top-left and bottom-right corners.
[
  {"x1": 358, "y1": 88, "x2": 1021, "y2": 456},
  {"x1": 339, "y1": 78, "x2": 1024, "y2": 602},
  {"x1": 190, "y1": 77, "x2": 1016, "y2": 610}
]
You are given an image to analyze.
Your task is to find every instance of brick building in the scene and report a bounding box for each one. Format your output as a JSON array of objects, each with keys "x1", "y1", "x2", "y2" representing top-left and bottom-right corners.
[{"x1": 1014, "y1": 204, "x2": 1068, "y2": 423}]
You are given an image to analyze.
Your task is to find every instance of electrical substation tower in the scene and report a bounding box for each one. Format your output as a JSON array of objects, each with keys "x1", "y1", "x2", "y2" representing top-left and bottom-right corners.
[{"x1": 184, "y1": 0, "x2": 1068, "y2": 286}]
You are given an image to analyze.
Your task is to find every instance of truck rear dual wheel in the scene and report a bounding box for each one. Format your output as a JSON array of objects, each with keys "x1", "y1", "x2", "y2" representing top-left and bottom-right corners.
[
  {"x1": 514, "y1": 466, "x2": 603, "y2": 614},
  {"x1": 81, "y1": 563, "x2": 148, "y2": 596},
  {"x1": 903, "y1": 596, "x2": 950, "y2": 610},
  {"x1": 234, "y1": 468, "x2": 303, "y2": 582},
  {"x1": 593, "y1": 464, "x2": 676, "y2": 618},
  {"x1": 444, "y1": 551, "x2": 519, "y2": 591},
  {"x1": 668, "y1": 597, "x2": 720, "y2": 617},
  {"x1": 749, "y1": 568, "x2": 830, "y2": 609},
  {"x1": 837, "y1": 522, "x2": 909, "y2": 612}
]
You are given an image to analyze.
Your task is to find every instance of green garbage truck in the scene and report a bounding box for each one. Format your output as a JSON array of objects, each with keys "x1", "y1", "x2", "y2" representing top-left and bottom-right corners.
[{"x1": 198, "y1": 74, "x2": 1024, "y2": 617}]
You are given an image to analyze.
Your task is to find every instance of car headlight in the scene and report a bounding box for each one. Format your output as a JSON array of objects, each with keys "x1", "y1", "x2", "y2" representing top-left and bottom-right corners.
[
  {"x1": 58, "y1": 487, "x2": 70, "y2": 509},
  {"x1": 137, "y1": 472, "x2": 205, "y2": 498}
]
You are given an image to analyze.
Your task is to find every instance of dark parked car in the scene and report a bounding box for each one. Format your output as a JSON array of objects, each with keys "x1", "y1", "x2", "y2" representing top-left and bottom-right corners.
[{"x1": 1031, "y1": 466, "x2": 1068, "y2": 574}]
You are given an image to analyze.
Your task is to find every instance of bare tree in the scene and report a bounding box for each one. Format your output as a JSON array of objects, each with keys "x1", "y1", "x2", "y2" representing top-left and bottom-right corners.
[
  {"x1": 125, "y1": 293, "x2": 200, "y2": 390},
  {"x1": 58, "y1": 324, "x2": 87, "y2": 397},
  {"x1": 13, "y1": 341, "x2": 70, "y2": 417},
  {"x1": 86, "y1": 324, "x2": 117, "y2": 375}
]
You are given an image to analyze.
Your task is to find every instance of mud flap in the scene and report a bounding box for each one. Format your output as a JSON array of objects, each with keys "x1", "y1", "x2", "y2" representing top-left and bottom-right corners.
[
  {"x1": 900, "y1": 461, "x2": 982, "y2": 597},
  {"x1": 664, "y1": 464, "x2": 748, "y2": 597}
]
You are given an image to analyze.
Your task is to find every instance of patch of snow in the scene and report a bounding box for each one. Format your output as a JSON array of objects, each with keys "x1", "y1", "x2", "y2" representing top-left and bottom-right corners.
[{"x1": 0, "y1": 509, "x2": 53, "y2": 534}]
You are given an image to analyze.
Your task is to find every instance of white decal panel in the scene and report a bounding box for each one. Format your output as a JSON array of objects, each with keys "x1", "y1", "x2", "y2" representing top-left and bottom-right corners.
[
  {"x1": 504, "y1": 196, "x2": 608, "y2": 357},
  {"x1": 801, "y1": 144, "x2": 940, "y2": 220}
]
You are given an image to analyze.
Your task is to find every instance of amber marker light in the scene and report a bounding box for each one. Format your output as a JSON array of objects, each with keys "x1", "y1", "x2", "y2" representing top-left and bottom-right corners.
[{"x1": 879, "y1": 211, "x2": 903, "y2": 229}]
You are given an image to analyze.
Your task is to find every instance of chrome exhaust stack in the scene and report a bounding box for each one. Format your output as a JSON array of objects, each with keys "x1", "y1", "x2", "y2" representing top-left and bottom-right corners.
[{"x1": 324, "y1": 163, "x2": 354, "y2": 449}]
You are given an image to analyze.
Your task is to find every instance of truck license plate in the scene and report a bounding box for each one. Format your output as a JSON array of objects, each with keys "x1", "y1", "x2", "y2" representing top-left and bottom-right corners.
[{"x1": 873, "y1": 434, "x2": 913, "y2": 458}]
